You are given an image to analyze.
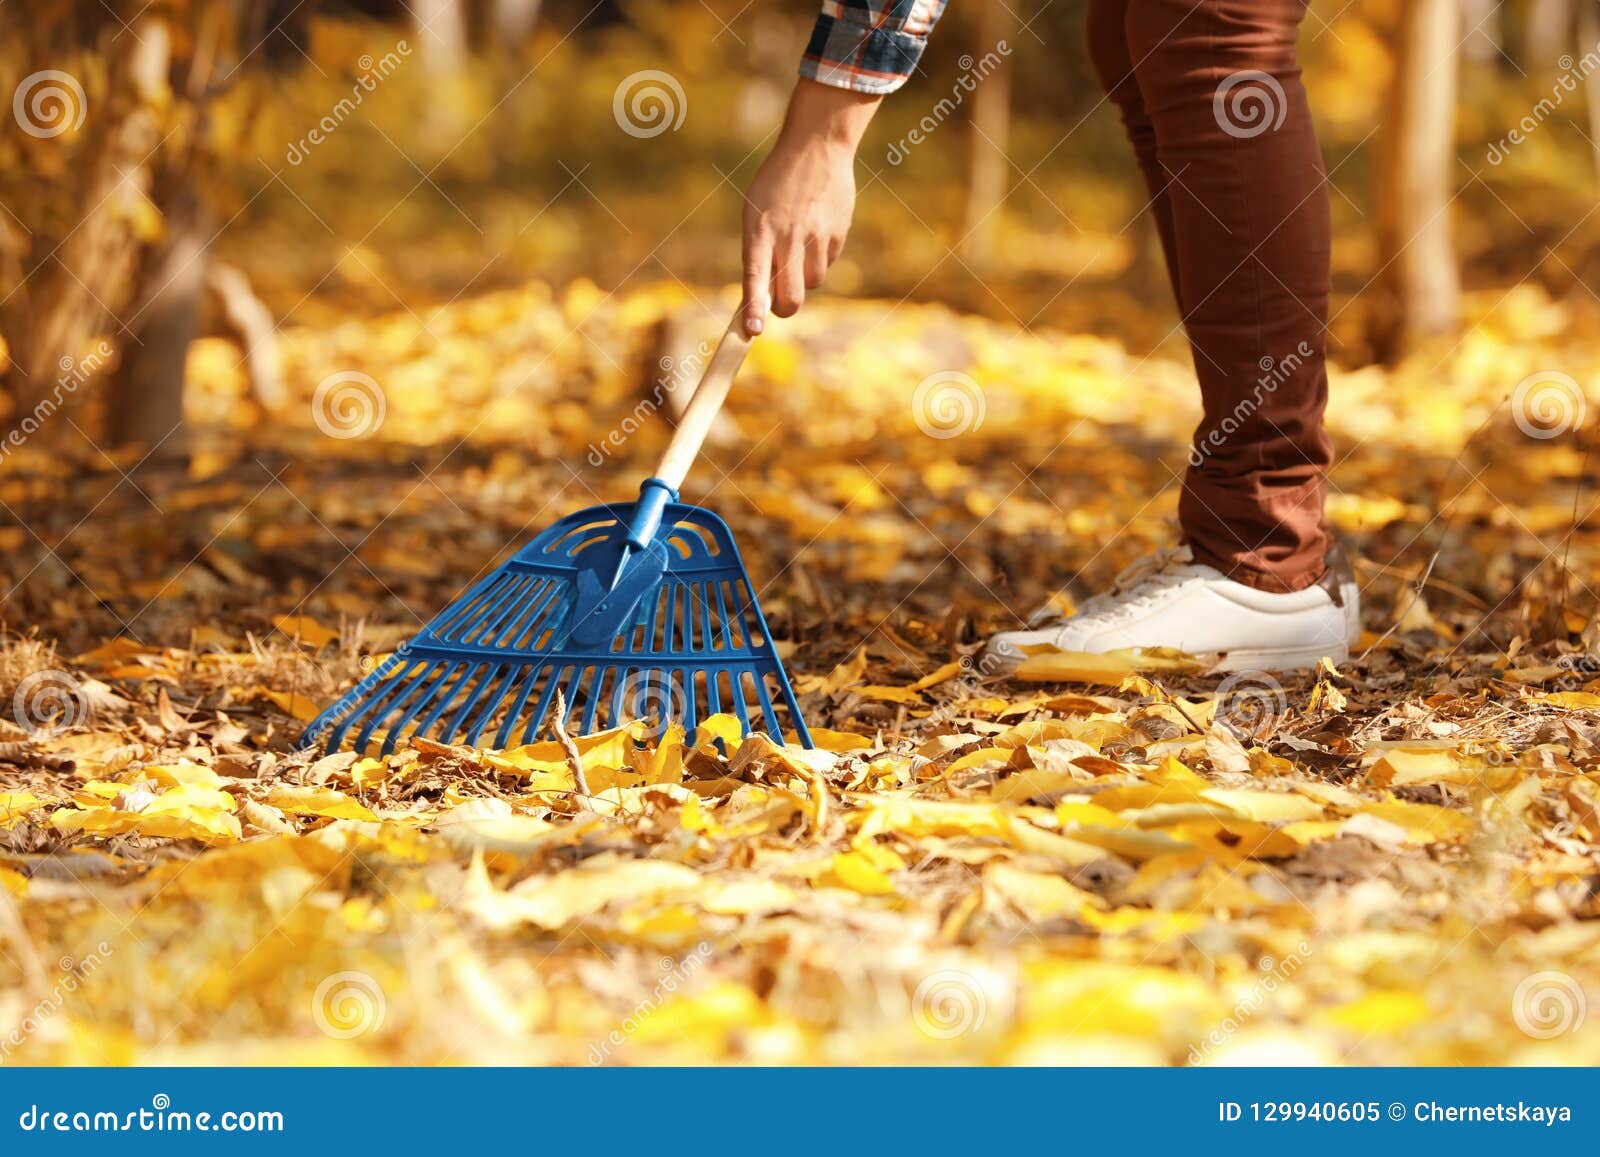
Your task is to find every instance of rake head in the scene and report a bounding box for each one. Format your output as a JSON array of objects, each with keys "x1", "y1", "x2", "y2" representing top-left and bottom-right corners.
[{"x1": 300, "y1": 486, "x2": 812, "y2": 756}]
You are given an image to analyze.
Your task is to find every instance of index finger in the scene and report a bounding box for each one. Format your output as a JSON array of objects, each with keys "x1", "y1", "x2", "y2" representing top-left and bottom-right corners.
[{"x1": 741, "y1": 220, "x2": 773, "y2": 337}]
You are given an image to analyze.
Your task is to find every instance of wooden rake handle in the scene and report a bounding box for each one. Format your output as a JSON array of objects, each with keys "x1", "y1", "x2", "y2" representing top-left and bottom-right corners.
[{"x1": 651, "y1": 311, "x2": 751, "y2": 491}]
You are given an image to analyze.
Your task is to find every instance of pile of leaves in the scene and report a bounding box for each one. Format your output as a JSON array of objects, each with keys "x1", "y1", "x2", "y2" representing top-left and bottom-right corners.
[{"x1": 2, "y1": 282, "x2": 1599, "y2": 1063}]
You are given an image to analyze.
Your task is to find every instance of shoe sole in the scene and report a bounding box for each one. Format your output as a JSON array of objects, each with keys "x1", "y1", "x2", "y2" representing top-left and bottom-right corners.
[{"x1": 1210, "y1": 641, "x2": 1350, "y2": 675}]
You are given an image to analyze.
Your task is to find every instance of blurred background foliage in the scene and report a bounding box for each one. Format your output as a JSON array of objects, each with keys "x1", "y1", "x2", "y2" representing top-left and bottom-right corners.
[{"x1": 0, "y1": 0, "x2": 1598, "y2": 456}]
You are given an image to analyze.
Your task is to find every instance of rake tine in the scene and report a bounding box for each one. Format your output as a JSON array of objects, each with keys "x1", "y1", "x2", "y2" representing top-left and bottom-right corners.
[
  {"x1": 317, "y1": 653, "x2": 412, "y2": 752},
  {"x1": 334, "y1": 657, "x2": 430, "y2": 754},
  {"x1": 458, "y1": 576, "x2": 535, "y2": 645},
  {"x1": 407, "y1": 663, "x2": 482, "y2": 745},
  {"x1": 503, "y1": 579, "x2": 559, "y2": 648},
  {"x1": 751, "y1": 673, "x2": 785, "y2": 746},
  {"x1": 580, "y1": 667, "x2": 607, "y2": 734},
  {"x1": 699, "y1": 582, "x2": 716, "y2": 652},
  {"x1": 729, "y1": 669, "x2": 751, "y2": 733},
  {"x1": 369, "y1": 661, "x2": 459, "y2": 756},
  {"x1": 451, "y1": 665, "x2": 512, "y2": 745},
  {"x1": 439, "y1": 662, "x2": 510, "y2": 741},
  {"x1": 433, "y1": 573, "x2": 511, "y2": 640},
  {"x1": 492, "y1": 663, "x2": 547, "y2": 750},
  {"x1": 520, "y1": 664, "x2": 568, "y2": 745},
  {"x1": 461, "y1": 663, "x2": 520, "y2": 747}
]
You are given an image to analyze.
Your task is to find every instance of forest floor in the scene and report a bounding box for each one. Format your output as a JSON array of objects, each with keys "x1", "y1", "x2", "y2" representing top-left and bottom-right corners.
[{"x1": 2, "y1": 280, "x2": 1600, "y2": 1063}]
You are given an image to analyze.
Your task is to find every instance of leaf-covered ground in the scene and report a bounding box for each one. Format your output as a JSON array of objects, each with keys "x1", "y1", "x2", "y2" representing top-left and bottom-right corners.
[{"x1": 3, "y1": 283, "x2": 1600, "y2": 1064}]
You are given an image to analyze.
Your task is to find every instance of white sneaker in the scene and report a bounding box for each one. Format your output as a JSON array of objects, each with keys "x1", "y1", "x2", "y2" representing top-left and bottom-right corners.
[{"x1": 985, "y1": 545, "x2": 1356, "y2": 675}]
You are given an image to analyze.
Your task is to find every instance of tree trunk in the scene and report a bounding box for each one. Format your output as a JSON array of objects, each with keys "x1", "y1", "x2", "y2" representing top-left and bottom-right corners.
[
  {"x1": 1, "y1": 13, "x2": 171, "y2": 426},
  {"x1": 107, "y1": 186, "x2": 206, "y2": 453},
  {"x1": 490, "y1": 0, "x2": 541, "y2": 43},
  {"x1": 1526, "y1": 0, "x2": 1575, "y2": 64},
  {"x1": 1369, "y1": 0, "x2": 1462, "y2": 362},
  {"x1": 960, "y1": 1, "x2": 1017, "y2": 268},
  {"x1": 413, "y1": 0, "x2": 470, "y2": 73},
  {"x1": 1580, "y1": 0, "x2": 1600, "y2": 184},
  {"x1": 1459, "y1": 0, "x2": 1503, "y2": 63}
]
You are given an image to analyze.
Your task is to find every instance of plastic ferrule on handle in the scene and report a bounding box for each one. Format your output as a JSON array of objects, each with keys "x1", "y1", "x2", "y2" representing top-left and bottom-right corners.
[{"x1": 624, "y1": 477, "x2": 679, "y2": 550}]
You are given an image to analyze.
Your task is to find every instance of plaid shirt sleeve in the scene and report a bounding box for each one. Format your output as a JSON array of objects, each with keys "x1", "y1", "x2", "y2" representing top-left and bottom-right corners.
[{"x1": 799, "y1": 0, "x2": 950, "y2": 95}]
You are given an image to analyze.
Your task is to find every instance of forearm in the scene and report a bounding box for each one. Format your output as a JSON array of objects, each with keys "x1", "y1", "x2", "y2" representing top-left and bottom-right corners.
[{"x1": 777, "y1": 79, "x2": 882, "y2": 156}]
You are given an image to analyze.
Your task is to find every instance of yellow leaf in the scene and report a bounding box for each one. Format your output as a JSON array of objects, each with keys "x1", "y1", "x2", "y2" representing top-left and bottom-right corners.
[
  {"x1": 1200, "y1": 788, "x2": 1326, "y2": 823},
  {"x1": 826, "y1": 850, "x2": 897, "y2": 895},
  {"x1": 809, "y1": 728, "x2": 874, "y2": 753},
  {"x1": 0, "y1": 866, "x2": 27, "y2": 896},
  {"x1": 909, "y1": 660, "x2": 965, "y2": 692},
  {"x1": 1359, "y1": 798, "x2": 1473, "y2": 844},
  {"x1": 271, "y1": 614, "x2": 339, "y2": 649},
  {"x1": 0, "y1": 791, "x2": 45, "y2": 828},
  {"x1": 463, "y1": 853, "x2": 701, "y2": 930},
  {"x1": 984, "y1": 861, "x2": 1103, "y2": 921},
  {"x1": 260, "y1": 690, "x2": 322, "y2": 722},
  {"x1": 266, "y1": 786, "x2": 378, "y2": 822},
  {"x1": 857, "y1": 684, "x2": 925, "y2": 705},
  {"x1": 1321, "y1": 990, "x2": 1432, "y2": 1035},
  {"x1": 1532, "y1": 691, "x2": 1600, "y2": 711},
  {"x1": 1015, "y1": 648, "x2": 1203, "y2": 685}
]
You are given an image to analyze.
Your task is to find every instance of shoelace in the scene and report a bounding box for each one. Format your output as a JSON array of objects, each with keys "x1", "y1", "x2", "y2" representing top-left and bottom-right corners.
[{"x1": 1026, "y1": 545, "x2": 1197, "y2": 628}]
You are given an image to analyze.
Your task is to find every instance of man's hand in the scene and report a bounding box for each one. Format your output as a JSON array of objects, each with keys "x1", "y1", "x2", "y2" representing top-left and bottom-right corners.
[{"x1": 742, "y1": 81, "x2": 881, "y2": 336}]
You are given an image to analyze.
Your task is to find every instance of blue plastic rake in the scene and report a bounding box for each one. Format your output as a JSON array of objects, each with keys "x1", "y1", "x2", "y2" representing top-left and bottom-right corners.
[{"x1": 301, "y1": 314, "x2": 812, "y2": 756}]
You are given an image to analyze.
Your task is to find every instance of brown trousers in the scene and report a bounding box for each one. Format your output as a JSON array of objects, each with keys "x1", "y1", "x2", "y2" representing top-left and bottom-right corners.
[{"x1": 1086, "y1": 0, "x2": 1332, "y2": 592}]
